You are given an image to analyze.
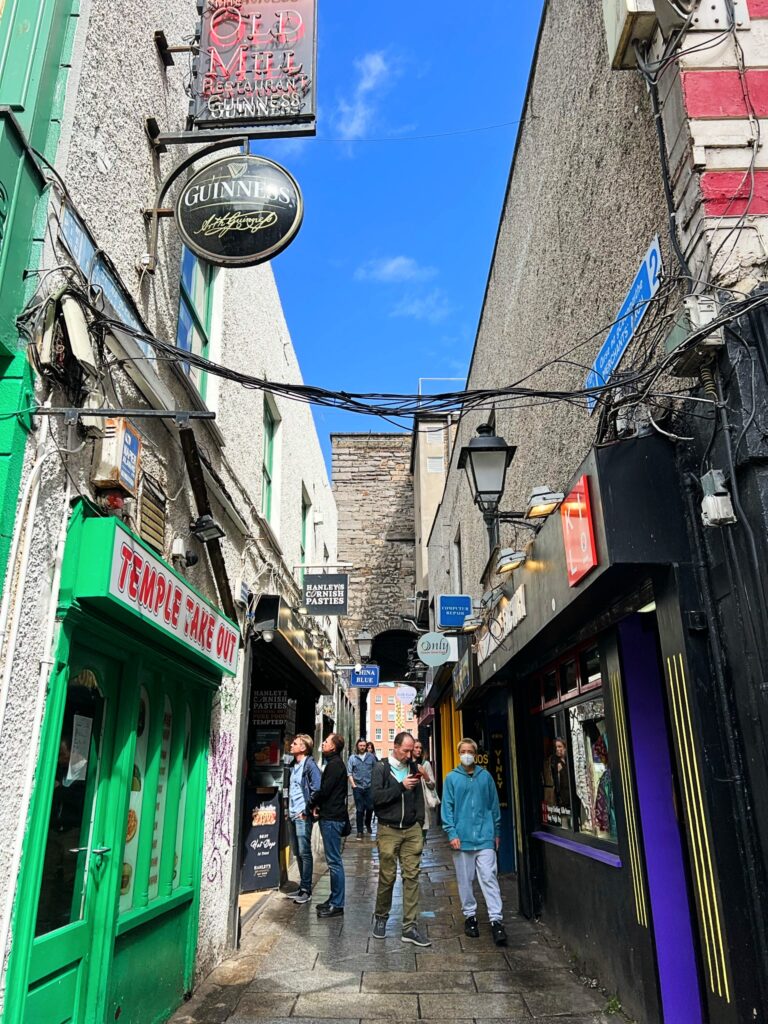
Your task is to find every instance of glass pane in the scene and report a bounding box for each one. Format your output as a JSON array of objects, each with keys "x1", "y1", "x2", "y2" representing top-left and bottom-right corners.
[
  {"x1": 581, "y1": 646, "x2": 602, "y2": 689},
  {"x1": 540, "y1": 713, "x2": 572, "y2": 831},
  {"x1": 120, "y1": 688, "x2": 150, "y2": 913},
  {"x1": 568, "y1": 698, "x2": 617, "y2": 842},
  {"x1": 148, "y1": 697, "x2": 173, "y2": 900},
  {"x1": 543, "y1": 670, "x2": 558, "y2": 704},
  {"x1": 35, "y1": 670, "x2": 105, "y2": 937},
  {"x1": 173, "y1": 705, "x2": 192, "y2": 889},
  {"x1": 560, "y1": 660, "x2": 578, "y2": 696}
]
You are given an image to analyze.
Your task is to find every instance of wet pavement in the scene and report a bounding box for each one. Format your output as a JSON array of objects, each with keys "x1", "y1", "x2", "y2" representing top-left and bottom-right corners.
[{"x1": 170, "y1": 830, "x2": 619, "y2": 1024}]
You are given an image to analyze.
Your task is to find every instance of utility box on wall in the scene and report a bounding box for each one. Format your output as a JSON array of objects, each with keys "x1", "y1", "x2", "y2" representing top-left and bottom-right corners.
[
  {"x1": 91, "y1": 417, "x2": 142, "y2": 495},
  {"x1": 602, "y1": 0, "x2": 657, "y2": 69}
]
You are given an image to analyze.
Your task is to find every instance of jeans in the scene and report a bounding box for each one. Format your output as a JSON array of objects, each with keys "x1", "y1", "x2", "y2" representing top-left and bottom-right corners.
[
  {"x1": 452, "y1": 848, "x2": 503, "y2": 922},
  {"x1": 375, "y1": 823, "x2": 424, "y2": 927},
  {"x1": 290, "y1": 816, "x2": 314, "y2": 893},
  {"x1": 319, "y1": 819, "x2": 346, "y2": 908},
  {"x1": 352, "y1": 786, "x2": 373, "y2": 834}
]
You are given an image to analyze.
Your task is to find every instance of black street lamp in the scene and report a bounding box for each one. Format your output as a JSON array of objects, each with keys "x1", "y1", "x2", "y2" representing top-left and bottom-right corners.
[
  {"x1": 458, "y1": 424, "x2": 516, "y2": 550},
  {"x1": 355, "y1": 628, "x2": 373, "y2": 662}
]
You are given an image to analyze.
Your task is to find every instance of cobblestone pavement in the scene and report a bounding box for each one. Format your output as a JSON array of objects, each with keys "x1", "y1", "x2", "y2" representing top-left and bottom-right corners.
[{"x1": 171, "y1": 830, "x2": 617, "y2": 1024}]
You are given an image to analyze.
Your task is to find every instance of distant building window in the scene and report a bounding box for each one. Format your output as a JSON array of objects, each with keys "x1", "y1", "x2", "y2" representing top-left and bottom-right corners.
[
  {"x1": 427, "y1": 456, "x2": 444, "y2": 474},
  {"x1": 375, "y1": 695, "x2": 383, "y2": 704},
  {"x1": 299, "y1": 489, "x2": 311, "y2": 584},
  {"x1": 407, "y1": 711, "x2": 413, "y2": 720},
  {"x1": 388, "y1": 711, "x2": 396, "y2": 721},
  {"x1": 262, "y1": 399, "x2": 277, "y2": 524},
  {"x1": 375, "y1": 711, "x2": 382, "y2": 721},
  {"x1": 388, "y1": 729, "x2": 395, "y2": 741},
  {"x1": 387, "y1": 696, "x2": 395, "y2": 705},
  {"x1": 375, "y1": 728, "x2": 382, "y2": 741}
]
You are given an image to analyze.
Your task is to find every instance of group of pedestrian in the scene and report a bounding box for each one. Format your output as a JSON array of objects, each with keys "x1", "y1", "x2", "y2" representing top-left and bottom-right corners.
[{"x1": 284, "y1": 729, "x2": 508, "y2": 947}]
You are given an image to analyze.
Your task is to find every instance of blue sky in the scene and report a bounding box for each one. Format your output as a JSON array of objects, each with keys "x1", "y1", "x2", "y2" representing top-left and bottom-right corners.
[{"x1": 257, "y1": 2, "x2": 544, "y2": 465}]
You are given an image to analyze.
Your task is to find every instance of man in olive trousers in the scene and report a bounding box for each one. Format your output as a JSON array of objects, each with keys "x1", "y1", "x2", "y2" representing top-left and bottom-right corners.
[{"x1": 370, "y1": 731, "x2": 431, "y2": 947}]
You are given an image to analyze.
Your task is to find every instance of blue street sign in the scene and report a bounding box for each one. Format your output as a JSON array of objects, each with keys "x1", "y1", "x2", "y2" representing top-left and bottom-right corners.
[
  {"x1": 350, "y1": 665, "x2": 380, "y2": 688},
  {"x1": 437, "y1": 594, "x2": 473, "y2": 630},
  {"x1": 585, "y1": 237, "x2": 662, "y2": 412}
]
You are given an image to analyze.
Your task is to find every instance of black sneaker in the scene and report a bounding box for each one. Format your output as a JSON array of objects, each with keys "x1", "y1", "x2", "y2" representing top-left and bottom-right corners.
[
  {"x1": 317, "y1": 904, "x2": 344, "y2": 918},
  {"x1": 464, "y1": 915, "x2": 479, "y2": 938},
  {"x1": 315, "y1": 900, "x2": 331, "y2": 914},
  {"x1": 292, "y1": 889, "x2": 311, "y2": 904},
  {"x1": 356, "y1": 833, "x2": 363, "y2": 841},
  {"x1": 372, "y1": 915, "x2": 388, "y2": 939},
  {"x1": 491, "y1": 921, "x2": 507, "y2": 947}
]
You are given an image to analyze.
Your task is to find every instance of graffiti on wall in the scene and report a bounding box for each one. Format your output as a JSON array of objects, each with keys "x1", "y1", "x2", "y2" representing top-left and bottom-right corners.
[{"x1": 205, "y1": 729, "x2": 235, "y2": 884}]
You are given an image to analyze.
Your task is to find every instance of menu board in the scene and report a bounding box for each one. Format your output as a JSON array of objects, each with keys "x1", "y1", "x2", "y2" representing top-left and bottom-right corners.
[
  {"x1": 120, "y1": 689, "x2": 149, "y2": 913},
  {"x1": 241, "y1": 790, "x2": 281, "y2": 892}
]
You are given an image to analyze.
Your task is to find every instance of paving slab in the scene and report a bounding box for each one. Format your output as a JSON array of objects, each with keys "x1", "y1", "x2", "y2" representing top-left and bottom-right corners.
[
  {"x1": 522, "y1": 986, "x2": 606, "y2": 1018},
  {"x1": 242, "y1": 969, "x2": 362, "y2": 994},
  {"x1": 419, "y1": 993, "x2": 529, "y2": 1018},
  {"x1": 417, "y1": 951, "x2": 512, "y2": 971},
  {"x1": 294, "y1": 993, "x2": 419, "y2": 1017},
  {"x1": 361, "y1": 969, "x2": 475, "y2": 992}
]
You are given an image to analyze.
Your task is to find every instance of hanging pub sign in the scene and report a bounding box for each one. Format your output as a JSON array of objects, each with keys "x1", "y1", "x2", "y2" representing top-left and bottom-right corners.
[
  {"x1": 175, "y1": 154, "x2": 303, "y2": 267},
  {"x1": 191, "y1": 0, "x2": 317, "y2": 136},
  {"x1": 303, "y1": 573, "x2": 348, "y2": 615}
]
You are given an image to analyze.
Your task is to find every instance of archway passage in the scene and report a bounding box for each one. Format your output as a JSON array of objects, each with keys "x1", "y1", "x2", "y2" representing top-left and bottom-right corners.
[{"x1": 371, "y1": 629, "x2": 416, "y2": 683}]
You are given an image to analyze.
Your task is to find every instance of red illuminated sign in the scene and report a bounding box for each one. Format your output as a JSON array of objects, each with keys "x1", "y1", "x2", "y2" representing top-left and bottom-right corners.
[
  {"x1": 191, "y1": 0, "x2": 317, "y2": 136},
  {"x1": 560, "y1": 475, "x2": 598, "y2": 587}
]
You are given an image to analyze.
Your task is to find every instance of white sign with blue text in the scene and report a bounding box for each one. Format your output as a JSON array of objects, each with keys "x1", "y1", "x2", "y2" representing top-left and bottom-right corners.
[
  {"x1": 351, "y1": 665, "x2": 380, "y2": 688},
  {"x1": 585, "y1": 237, "x2": 662, "y2": 413}
]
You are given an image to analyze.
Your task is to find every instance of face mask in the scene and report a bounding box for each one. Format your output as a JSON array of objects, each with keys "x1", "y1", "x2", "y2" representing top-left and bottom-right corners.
[{"x1": 460, "y1": 753, "x2": 475, "y2": 767}]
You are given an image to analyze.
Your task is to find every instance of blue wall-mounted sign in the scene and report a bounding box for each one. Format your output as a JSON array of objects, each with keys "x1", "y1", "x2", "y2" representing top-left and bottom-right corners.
[
  {"x1": 585, "y1": 237, "x2": 662, "y2": 412},
  {"x1": 437, "y1": 594, "x2": 473, "y2": 629},
  {"x1": 350, "y1": 665, "x2": 380, "y2": 688}
]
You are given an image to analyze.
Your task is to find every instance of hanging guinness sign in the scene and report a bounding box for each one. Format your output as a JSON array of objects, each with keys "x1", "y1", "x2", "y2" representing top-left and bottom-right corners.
[{"x1": 176, "y1": 155, "x2": 303, "y2": 267}]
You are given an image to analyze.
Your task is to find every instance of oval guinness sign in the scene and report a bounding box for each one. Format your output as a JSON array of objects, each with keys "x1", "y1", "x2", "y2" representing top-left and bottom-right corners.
[{"x1": 176, "y1": 155, "x2": 303, "y2": 267}]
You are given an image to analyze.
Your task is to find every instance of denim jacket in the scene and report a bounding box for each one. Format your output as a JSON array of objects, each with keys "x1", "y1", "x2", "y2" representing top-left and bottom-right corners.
[{"x1": 295, "y1": 756, "x2": 321, "y2": 811}]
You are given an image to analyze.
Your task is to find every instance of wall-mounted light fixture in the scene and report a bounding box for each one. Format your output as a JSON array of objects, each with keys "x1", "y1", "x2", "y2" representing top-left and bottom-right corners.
[
  {"x1": 496, "y1": 549, "x2": 527, "y2": 574},
  {"x1": 355, "y1": 628, "x2": 373, "y2": 662},
  {"x1": 458, "y1": 614, "x2": 484, "y2": 633},
  {"x1": 525, "y1": 487, "x2": 564, "y2": 519},
  {"x1": 190, "y1": 513, "x2": 225, "y2": 543}
]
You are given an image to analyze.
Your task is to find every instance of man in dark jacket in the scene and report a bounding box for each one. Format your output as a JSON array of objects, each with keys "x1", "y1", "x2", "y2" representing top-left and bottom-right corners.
[
  {"x1": 370, "y1": 731, "x2": 431, "y2": 946},
  {"x1": 311, "y1": 733, "x2": 348, "y2": 918}
]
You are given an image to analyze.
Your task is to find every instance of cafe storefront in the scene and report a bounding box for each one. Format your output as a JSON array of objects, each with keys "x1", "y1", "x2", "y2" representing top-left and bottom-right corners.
[
  {"x1": 468, "y1": 435, "x2": 740, "y2": 1024},
  {"x1": 5, "y1": 503, "x2": 239, "y2": 1024}
]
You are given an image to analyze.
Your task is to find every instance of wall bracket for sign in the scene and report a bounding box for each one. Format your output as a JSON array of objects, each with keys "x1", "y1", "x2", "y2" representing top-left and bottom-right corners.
[
  {"x1": 138, "y1": 134, "x2": 248, "y2": 274},
  {"x1": 153, "y1": 30, "x2": 198, "y2": 69}
]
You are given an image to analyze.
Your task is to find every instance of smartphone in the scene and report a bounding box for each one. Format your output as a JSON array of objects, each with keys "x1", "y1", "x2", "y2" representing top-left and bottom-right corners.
[{"x1": 409, "y1": 759, "x2": 421, "y2": 777}]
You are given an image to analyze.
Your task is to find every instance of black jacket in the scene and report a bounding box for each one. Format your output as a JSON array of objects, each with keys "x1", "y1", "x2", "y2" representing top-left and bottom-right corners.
[
  {"x1": 311, "y1": 752, "x2": 348, "y2": 820},
  {"x1": 371, "y1": 758, "x2": 424, "y2": 829}
]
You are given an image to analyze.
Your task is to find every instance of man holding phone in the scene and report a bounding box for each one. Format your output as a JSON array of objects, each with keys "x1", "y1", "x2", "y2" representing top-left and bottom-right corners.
[{"x1": 370, "y1": 731, "x2": 431, "y2": 946}]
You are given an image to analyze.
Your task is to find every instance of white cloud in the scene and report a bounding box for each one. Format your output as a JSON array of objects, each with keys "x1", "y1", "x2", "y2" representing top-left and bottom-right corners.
[
  {"x1": 355, "y1": 256, "x2": 437, "y2": 283},
  {"x1": 390, "y1": 289, "x2": 454, "y2": 324},
  {"x1": 336, "y1": 51, "x2": 391, "y2": 141}
]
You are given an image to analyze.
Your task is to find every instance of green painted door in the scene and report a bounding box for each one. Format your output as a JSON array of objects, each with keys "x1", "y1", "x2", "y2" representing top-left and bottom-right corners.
[{"x1": 23, "y1": 644, "x2": 122, "y2": 1024}]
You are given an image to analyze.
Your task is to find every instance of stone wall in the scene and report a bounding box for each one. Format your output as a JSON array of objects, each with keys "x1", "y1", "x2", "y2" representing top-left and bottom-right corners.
[{"x1": 332, "y1": 434, "x2": 416, "y2": 669}]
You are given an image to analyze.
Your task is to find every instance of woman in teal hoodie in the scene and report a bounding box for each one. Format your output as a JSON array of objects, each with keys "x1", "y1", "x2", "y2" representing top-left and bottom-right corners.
[{"x1": 441, "y1": 737, "x2": 507, "y2": 946}]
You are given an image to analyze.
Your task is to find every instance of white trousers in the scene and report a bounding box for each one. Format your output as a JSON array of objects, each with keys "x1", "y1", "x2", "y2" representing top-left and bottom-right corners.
[{"x1": 452, "y1": 848, "x2": 503, "y2": 922}]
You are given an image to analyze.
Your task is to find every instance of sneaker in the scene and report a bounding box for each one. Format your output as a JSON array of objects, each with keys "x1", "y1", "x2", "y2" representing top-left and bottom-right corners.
[
  {"x1": 464, "y1": 915, "x2": 479, "y2": 938},
  {"x1": 315, "y1": 900, "x2": 331, "y2": 914},
  {"x1": 356, "y1": 834, "x2": 363, "y2": 841},
  {"x1": 281, "y1": 888, "x2": 301, "y2": 899},
  {"x1": 401, "y1": 923, "x2": 431, "y2": 947},
  {"x1": 491, "y1": 921, "x2": 507, "y2": 947},
  {"x1": 317, "y1": 904, "x2": 344, "y2": 918},
  {"x1": 372, "y1": 915, "x2": 388, "y2": 940},
  {"x1": 292, "y1": 889, "x2": 311, "y2": 904}
]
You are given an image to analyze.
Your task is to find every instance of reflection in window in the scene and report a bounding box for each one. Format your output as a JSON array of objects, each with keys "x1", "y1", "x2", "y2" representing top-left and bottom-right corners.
[
  {"x1": 173, "y1": 705, "x2": 192, "y2": 889},
  {"x1": 560, "y1": 660, "x2": 578, "y2": 696},
  {"x1": 35, "y1": 670, "x2": 104, "y2": 937},
  {"x1": 543, "y1": 670, "x2": 558, "y2": 704},
  {"x1": 569, "y1": 699, "x2": 617, "y2": 841},
  {"x1": 540, "y1": 713, "x2": 572, "y2": 831},
  {"x1": 581, "y1": 646, "x2": 602, "y2": 689},
  {"x1": 148, "y1": 697, "x2": 173, "y2": 900},
  {"x1": 120, "y1": 688, "x2": 150, "y2": 913}
]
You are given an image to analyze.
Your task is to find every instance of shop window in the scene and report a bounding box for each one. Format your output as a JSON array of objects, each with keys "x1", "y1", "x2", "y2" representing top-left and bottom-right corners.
[
  {"x1": 173, "y1": 704, "x2": 192, "y2": 889},
  {"x1": 540, "y1": 712, "x2": 573, "y2": 832},
  {"x1": 568, "y1": 698, "x2": 617, "y2": 841},
  {"x1": 148, "y1": 697, "x2": 173, "y2": 901},
  {"x1": 560, "y1": 659, "x2": 578, "y2": 697},
  {"x1": 543, "y1": 669, "x2": 558, "y2": 705},
  {"x1": 375, "y1": 728, "x2": 382, "y2": 741},
  {"x1": 176, "y1": 247, "x2": 215, "y2": 398},
  {"x1": 375, "y1": 711, "x2": 382, "y2": 721},
  {"x1": 580, "y1": 645, "x2": 602, "y2": 691},
  {"x1": 120, "y1": 687, "x2": 150, "y2": 913}
]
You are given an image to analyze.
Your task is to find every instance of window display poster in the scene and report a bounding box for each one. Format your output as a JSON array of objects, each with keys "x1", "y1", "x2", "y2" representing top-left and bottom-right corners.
[
  {"x1": 250, "y1": 689, "x2": 288, "y2": 727},
  {"x1": 248, "y1": 727, "x2": 282, "y2": 778},
  {"x1": 242, "y1": 789, "x2": 281, "y2": 892}
]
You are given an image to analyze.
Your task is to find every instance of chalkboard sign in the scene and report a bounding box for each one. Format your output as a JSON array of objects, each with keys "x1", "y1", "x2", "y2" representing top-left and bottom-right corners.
[{"x1": 242, "y1": 789, "x2": 281, "y2": 891}]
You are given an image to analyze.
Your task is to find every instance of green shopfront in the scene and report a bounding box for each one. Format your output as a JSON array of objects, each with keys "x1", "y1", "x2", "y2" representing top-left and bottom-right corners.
[{"x1": 5, "y1": 504, "x2": 239, "y2": 1024}]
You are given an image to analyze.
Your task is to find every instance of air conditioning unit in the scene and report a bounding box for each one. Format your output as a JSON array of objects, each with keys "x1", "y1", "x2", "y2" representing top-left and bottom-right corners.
[{"x1": 603, "y1": 0, "x2": 657, "y2": 69}]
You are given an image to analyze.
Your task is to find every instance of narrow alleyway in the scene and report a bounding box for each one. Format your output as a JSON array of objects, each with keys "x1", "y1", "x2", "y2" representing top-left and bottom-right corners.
[{"x1": 171, "y1": 832, "x2": 617, "y2": 1024}]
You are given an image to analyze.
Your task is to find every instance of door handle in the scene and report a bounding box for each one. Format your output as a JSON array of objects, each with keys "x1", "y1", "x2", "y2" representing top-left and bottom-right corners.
[
  {"x1": 91, "y1": 846, "x2": 111, "y2": 868},
  {"x1": 68, "y1": 846, "x2": 89, "y2": 854}
]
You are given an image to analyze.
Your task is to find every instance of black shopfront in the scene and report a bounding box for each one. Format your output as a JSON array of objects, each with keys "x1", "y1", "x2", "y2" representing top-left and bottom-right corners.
[{"x1": 459, "y1": 435, "x2": 758, "y2": 1024}]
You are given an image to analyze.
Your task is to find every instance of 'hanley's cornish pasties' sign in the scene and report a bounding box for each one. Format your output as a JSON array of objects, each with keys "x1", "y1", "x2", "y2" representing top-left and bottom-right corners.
[
  {"x1": 108, "y1": 528, "x2": 240, "y2": 674},
  {"x1": 191, "y1": 0, "x2": 317, "y2": 134},
  {"x1": 176, "y1": 155, "x2": 303, "y2": 267}
]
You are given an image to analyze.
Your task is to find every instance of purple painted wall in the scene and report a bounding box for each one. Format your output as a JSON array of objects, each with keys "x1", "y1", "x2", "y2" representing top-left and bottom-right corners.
[{"x1": 619, "y1": 615, "x2": 703, "y2": 1022}]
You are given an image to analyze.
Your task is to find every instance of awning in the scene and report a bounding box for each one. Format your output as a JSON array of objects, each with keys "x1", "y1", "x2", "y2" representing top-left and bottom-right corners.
[{"x1": 251, "y1": 594, "x2": 333, "y2": 697}]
